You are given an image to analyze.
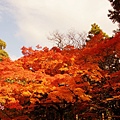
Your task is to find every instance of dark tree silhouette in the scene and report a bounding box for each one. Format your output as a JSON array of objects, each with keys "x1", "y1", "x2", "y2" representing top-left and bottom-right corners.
[{"x1": 108, "y1": 0, "x2": 120, "y2": 31}]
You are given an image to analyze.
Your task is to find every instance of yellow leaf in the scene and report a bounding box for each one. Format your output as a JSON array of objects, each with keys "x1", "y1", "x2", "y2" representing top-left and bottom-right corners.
[
  {"x1": 22, "y1": 91, "x2": 31, "y2": 97},
  {"x1": 80, "y1": 94, "x2": 91, "y2": 101},
  {"x1": 59, "y1": 67, "x2": 68, "y2": 71},
  {"x1": 74, "y1": 88, "x2": 84, "y2": 95},
  {"x1": 30, "y1": 98, "x2": 36, "y2": 104},
  {"x1": 8, "y1": 97, "x2": 16, "y2": 101},
  {"x1": 70, "y1": 57, "x2": 75, "y2": 61},
  {"x1": 0, "y1": 96, "x2": 8, "y2": 103},
  {"x1": 0, "y1": 98, "x2": 6, "y2": 104}
]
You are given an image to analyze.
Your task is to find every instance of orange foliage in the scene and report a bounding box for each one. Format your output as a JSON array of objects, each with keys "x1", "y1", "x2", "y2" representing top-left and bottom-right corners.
[{"x1": 0, "y1": 32, "x2": 120, "y2": 119}]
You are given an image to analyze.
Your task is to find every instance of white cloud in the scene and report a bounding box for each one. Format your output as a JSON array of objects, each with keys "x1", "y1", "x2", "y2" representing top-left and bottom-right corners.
[
  {"x1": 10, "y1": 54, "x2": 19, "y2": 61},
  {"x1": 5, "y1": 0, "x2": 118, "y2": 48}
]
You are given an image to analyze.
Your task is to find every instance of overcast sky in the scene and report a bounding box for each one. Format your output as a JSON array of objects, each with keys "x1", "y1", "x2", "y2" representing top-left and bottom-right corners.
[{"x1": 0, "y1": 0, "x2": 118, "y2": 60}]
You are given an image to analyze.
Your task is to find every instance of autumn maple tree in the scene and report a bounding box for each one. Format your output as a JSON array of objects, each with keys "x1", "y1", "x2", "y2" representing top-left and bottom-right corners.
[{"x1": 0, "y1": 27, "x2": 120, "y2": 119}]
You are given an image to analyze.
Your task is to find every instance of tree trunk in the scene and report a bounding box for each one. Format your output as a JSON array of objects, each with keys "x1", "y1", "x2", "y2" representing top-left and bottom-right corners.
[{"x1": 59, "y1": 111, "x2": 64, "y2": 120}]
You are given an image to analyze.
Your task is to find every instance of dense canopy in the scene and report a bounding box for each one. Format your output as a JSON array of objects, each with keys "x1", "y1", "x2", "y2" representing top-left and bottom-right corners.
[{"x1": 0, "y1": 31, "x2": 120, "y2": 119}]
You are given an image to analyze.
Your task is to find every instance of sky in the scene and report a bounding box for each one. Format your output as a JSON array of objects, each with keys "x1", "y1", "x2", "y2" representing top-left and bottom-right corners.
[{"x1": 0, "y1": 0, "x2": 118, "y2": 60}]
